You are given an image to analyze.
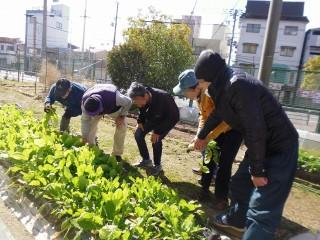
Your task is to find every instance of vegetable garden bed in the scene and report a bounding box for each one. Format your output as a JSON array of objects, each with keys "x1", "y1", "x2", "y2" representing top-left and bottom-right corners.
[
  {"x1": 0, "y1": 105, "x2": 208, "y2": 240},
  {"x1": 297, "y1": 150, "x2": 320, "y2": 185}
]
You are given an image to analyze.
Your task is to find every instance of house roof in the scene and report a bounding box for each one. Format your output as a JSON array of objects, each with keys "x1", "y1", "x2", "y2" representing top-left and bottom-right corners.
[
  {"x1": 68, "y1": 43, "x2": 79, "y2": 50},
  {"x1": 0, "y1": 37, "x2": 19, "y2": 44},
  {"x1": 241, "y1": 1, "x2": 309, "y2": 23}
]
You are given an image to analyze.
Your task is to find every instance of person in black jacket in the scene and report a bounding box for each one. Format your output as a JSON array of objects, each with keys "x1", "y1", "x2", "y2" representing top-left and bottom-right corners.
[
  {"x1": 193, "y1": 50, "x2": 299, "y2": 240},
  {"x1": 127, "y1": 82, "x2": 180, "y2": 176}
]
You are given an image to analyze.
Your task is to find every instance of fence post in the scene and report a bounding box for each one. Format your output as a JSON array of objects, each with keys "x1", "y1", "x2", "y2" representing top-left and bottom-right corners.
[{"x1": 316, "y1": 113, "x2": 320, "y2": 134}]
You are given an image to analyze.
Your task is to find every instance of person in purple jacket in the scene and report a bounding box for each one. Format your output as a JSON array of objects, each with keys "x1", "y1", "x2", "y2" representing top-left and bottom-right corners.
[{"x1": 81, "y1": 84, "x2": 132, "y2": 162}]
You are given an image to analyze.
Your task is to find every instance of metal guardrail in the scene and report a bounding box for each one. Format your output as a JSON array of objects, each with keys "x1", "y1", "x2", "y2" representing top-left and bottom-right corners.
[{"x1": 283, "y1": 106, "x2": 320, "y2": 133}]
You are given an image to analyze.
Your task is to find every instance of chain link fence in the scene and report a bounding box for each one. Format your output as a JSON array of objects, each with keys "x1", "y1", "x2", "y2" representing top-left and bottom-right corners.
[
  {"x1": 2, "y1": 52, "x2": 320, "y2": 133},
  {"x1": 0, "y1": 48, "x2": 109, "y2": 89}
]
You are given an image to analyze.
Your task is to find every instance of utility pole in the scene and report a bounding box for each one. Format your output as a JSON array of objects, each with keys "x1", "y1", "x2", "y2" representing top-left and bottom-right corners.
[
  {"x1": 17, "y1": 45, "x2": 21, "y2": 82},
  {"x1": 81, "y1": 0, "x2": 88, "y2": 69},
  {"x1": 258, "y1": 0, "x2": 283, "y2": 86},
  {"x1": 227, "y1": 9, "x2": 238, "y2": 66},
  {"x1": 42, "y1": 0, "x2": 48, "y2": 91},
  {"x1": 41, "y1": 0, "x2": 47, "y2": 59},
  {"x1": 24, "y1": 13, "x2": 29, "y2": 72},
  {"x1": 32, "y1": 17, "x2": 37, "y2": 73},
  {"x1": 113, "y1": 1, "x2": 119, "y2": 47}
]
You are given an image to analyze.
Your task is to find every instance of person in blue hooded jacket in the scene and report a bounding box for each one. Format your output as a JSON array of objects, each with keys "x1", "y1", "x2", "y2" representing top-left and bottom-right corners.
[{"x1": 44, "y1": 78, "x2": 87, "y2": 132}]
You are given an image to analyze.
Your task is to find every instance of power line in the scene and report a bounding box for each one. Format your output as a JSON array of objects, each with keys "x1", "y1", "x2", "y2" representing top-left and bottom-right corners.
[{"x1": 211, "y1": 0, "x2": 242, "y2": 40}]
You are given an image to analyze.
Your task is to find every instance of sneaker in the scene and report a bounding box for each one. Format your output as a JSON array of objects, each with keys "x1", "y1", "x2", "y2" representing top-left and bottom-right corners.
[
  {"x1": 192, "y1": 167, "x2": 202, "y2": 176},
  {"x1": 207, "y1": 232, "x2": 222, "y2": 240},
  {"x1": 213, "y1": 214, "x2": 245, "y2": 233},
  {"x1": 115, "y1": 155, "x2": 122, "y2": 162},
  {"x1": 133, "y1": 159, "x2": 153, "y2": 168},
  {"x1": 149, "y1": 165, "x2": 163, "y2": 176}
]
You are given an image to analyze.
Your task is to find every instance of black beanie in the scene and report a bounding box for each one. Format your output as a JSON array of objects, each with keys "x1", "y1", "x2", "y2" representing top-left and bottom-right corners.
[
  {"x1": 194, "y1": 50, "x2": 226, "y2": 82},
  {"x1": 84, "y1": 97, "x2": 100, "y2": 112}
]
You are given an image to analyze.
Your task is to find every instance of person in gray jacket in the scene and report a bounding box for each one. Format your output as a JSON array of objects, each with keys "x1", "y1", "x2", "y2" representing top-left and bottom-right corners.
[{"x1": 81, "y1": 84, "x2": 132, "y2": 162}]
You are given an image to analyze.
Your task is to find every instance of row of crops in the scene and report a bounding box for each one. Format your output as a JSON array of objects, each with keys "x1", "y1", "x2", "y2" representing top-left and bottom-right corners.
[
  {"x1": 298, "y1": 150, "x2": 320, "y2": 174},
  {"x1": 0, "y1": 105, "x2": 206, "y2": 240}
]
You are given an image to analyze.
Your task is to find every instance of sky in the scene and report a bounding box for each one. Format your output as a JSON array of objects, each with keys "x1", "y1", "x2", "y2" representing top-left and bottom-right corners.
[{"x1": 0, "y1": 0, "x2": 319, "y2": 51}]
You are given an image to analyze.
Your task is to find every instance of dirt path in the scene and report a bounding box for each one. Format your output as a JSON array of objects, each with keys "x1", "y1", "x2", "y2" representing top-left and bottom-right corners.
[
  {"x1": 0, "y1": 198, "x2": 34, "y2": 240},
  {"x1": 0, "y1": 81, "x2": 319, "y2": 239}
]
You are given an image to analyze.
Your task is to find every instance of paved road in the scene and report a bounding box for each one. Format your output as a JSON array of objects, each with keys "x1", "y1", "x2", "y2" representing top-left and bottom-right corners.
[{"x1": 0, "y1": 198, "x2": 34, "y2": 240}]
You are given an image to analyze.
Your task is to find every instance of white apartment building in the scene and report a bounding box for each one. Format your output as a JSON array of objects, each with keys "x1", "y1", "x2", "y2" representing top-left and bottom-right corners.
[
  {"x1": 25, "y1": 4, "x2": 70, "y2": 57},
  {"x1": 235, "y1": 0, "x2": 309, "y2": 85},
  {"x1": 0, "y1": 37, "x2": 20, "y2": 67},
  {"x1": 175, "y1": 15, "x2": 229, "y2": 57},
  {"x1": 302, "y1": 28, "x2": 320, "y2": 64}
]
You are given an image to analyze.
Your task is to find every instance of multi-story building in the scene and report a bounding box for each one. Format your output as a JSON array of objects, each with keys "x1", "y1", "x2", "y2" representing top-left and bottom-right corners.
[
  {"x1": 175, "y1": 15, "x2": 229, "y2": 57},
  {"x1": 302, "y1": 28, "x2": 320, "y2": 64},
  {"x1": 175, "y1": 15, "x2": 202, "y2": 39},
  {"x1": 235, "y1": 0, "x2": 309, "y2": 86},
  {"x1": 193, "y1": 24, "x2": 229, "y2": 58},
  {"x1": 24, "y1": 4, "x2": 69, "y2": 71},
  {"x1": 0, "y1": 37, "x2": 20, "y2": 67}
]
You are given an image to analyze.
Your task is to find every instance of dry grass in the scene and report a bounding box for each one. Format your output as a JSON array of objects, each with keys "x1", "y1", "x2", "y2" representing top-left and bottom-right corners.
[{"x1": 38, "y1": 59, "x2": 61, "y2": 92}]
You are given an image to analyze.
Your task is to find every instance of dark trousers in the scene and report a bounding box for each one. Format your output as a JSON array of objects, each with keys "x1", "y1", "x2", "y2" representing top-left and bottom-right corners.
[
  {"x1": 227, "y1": 140, "x2": 298, "y2": 240},
  {"x1": 134, "y1": 122, "x2": 169, "y2": 166},
  {"x1": 201, "y1": 130, "x2": 242, "y2": 200},
  {"x1": 60, "y1": 111, "x2": 72, "y2": 132}
]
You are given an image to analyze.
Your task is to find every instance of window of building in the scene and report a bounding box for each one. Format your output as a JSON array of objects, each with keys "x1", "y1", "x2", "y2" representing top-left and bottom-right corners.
[
  {"x1": 246, "y1": 24, "x2": 261, "y2": 33},
  {"x1": 56, "y1": 22, "x2": 62, "y2": 29},
  {"x1": 29, "y1": 17, "x2": 37, "y2": 24},
  {"x1": 280, "y1": 46, "x2": 296, "y2": 57},
  {"x1": 0, "y1": 45, "x2": 4, "y2": 51},
  {"x1": 0, "y1": 58, "x2": 6, "y2": 66},
  {"x1": 312, "y1": 30, "x2": 320, "y2": 35},
  {"x1": 284, "y1": 26, "x2": 298, "y2": 36},
  {"x1": 6, "y1": 45, "x2": 14, "y2": 51},
  {"x1": 243, "y1": 43, "x2": 258, "y2": 54},
  {"x1": 310, "y1": 46, "x2": 320, "y2": 52}
]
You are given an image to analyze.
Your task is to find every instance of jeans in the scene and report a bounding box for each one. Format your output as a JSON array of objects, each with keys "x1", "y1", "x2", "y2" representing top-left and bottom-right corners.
[
  {"x1": 227, "y1": 140, "x2": 298, "y2": 240},
  {"x1": 134, "y1": 122, "x2": 169, "y2": 166},
  {"x1": 201, "y1": 130, "x2": 242, "y2": 200}
]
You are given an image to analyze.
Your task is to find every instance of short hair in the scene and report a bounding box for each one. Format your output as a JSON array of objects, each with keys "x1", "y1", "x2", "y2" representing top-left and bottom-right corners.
[
  {"x1": 55, "y1": 78, "x2": 71, "y2": 97},
  {"x1": 127, "y1": 82, "x2": 147, "y2": 98}
]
